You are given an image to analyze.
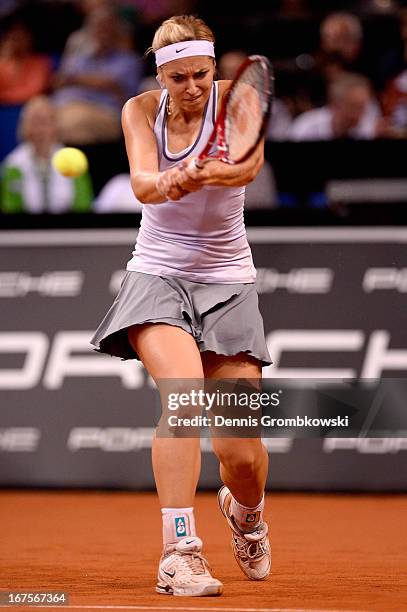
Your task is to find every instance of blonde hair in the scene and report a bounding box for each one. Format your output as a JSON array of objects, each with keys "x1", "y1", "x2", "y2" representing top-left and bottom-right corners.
[{"x1": 147, "y1": 14, "x2": 215, "y2": 55}]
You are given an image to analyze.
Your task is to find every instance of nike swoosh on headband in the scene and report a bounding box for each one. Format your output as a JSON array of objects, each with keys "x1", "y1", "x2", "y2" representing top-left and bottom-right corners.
[{"x1": 155, "y1": 41, "x2": 215, "y2": 67}]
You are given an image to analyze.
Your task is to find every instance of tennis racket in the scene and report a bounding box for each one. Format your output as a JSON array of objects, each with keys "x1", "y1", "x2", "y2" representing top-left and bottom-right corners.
[{"x1": 194, "y1": 55, "x2": 274, "y2": 169}]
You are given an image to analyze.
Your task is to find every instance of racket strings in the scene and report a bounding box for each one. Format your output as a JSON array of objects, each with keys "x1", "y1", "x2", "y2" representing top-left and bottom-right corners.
[{"x1": 225, "y1": 61, "x2": 270, "y2": 162}]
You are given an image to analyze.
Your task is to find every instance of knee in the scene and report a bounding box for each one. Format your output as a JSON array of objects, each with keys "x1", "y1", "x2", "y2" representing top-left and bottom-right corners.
[{"x1": 212, "y1": 441, "x2": 260, "y2": 479}]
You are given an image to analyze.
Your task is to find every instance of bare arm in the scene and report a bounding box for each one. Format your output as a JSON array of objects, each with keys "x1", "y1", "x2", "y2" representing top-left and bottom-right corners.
[
  {"x1": 201, "y1": 139, "x2": 264, "y2": 186},
  {"x1": 177, "y1": 138, "x2": 265, "y2": 192},
  {"x1": 122, "y1": 94, "x2": 186, "y2": 204}
]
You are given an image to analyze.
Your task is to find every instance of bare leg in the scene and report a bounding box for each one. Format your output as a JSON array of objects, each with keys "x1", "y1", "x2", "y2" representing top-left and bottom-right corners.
[
  {"x1": 128, "y1": 323, "x2": 204, "y2": 507},
  {"x1": 202, "y1": 351, "x2": 269, "y2": 507},
  {"x1": 130, "y1": 325, "x2": 224, "y2": 595},
  {"x1": 216, "y1": 437, "x2": 269, "y2": 507}
]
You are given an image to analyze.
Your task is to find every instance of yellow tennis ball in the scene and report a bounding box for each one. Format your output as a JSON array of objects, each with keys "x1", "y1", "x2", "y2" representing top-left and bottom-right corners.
[{"x1": 52, "y1": 147, "x2": 88, "y2": 178}]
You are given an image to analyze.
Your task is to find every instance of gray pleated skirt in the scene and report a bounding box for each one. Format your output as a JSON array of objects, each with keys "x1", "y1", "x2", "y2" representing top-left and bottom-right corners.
[{"x1": 90, "y1": 271, "x2": 272, "y2": 367}]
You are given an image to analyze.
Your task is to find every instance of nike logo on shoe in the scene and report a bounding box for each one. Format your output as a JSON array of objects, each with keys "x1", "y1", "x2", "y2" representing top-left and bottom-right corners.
[
  {"x1": 185, "y1": 539, "x2": 195, "y2": 544},
  {"x1": 162, "y1": 569, "x2": 176, "y2": 578},
  {"x1": 176, "y1": 47, "x2": 188, "y2": 53}
]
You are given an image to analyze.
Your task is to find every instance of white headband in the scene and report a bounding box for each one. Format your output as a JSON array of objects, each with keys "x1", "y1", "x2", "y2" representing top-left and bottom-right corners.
[{"x1": 155, "y1": 40, "x2": 215, "y2": 67}]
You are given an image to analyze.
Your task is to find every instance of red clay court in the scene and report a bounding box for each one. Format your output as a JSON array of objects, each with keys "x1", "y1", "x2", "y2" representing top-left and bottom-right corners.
[{"x1": 1, "y1": 490, "x2": 406, "y2": 612}]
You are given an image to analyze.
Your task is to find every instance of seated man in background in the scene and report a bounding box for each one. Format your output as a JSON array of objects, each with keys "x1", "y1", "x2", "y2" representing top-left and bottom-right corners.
[
  {"x1": 52, "y1": 6, "x2": 142, "y2": 144},
  {"x1": 284, "y1": 12, "x2": 368, "y2": 121},
  {"x1": 316, "y1": 12, "x2": 366, "y2": 81},
  {"x1": 0, "y1": 19, "x2": 52, "y2": 105},
  {"x1": 381, "y1": 68, "x2": 407, "y2": 138},
  {"x1": 289, "y1": 72, "x2": 381, "y2": 140},
  {"x1": 1, "y1": 96, "x2": 93, "y2": 213}
]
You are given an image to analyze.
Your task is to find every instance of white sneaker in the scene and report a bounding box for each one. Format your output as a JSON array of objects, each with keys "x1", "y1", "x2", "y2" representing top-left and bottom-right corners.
[
  {"x1": 156, "y1": 536, "x2": 223, "y2": 596},
  {"x1": 218, "y1": 485, "x2": 271, "y2": 580}
]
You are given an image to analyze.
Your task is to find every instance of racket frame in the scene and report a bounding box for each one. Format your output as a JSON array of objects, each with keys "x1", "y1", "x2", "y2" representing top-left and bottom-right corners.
[{"x1": 195, "y1": 55, "x2": 274, "y2": 169}]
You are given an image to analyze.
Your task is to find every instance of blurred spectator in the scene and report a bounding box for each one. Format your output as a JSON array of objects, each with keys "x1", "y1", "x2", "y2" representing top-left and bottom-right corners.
[
  {"x1": 218, "y1": 49, "x2": 292, "y2": 140},
  {"x1": 292, "y1": 12, "x2": 368, "y2": 114},
  {"x1": 65, "y1": 0, "x2": 135, "y2": 57},
  {"x1": 315, "y1": 11, "x2": 381, "y2": 85},
  {"x1": 1, "y1": 96, "x2": 93, "y2": 213},
  {"x1": 0, "y1": 19, "x2": 52, "y2": 105},
  {"x1": 318, "y1": 12, "x2": 364, "y2": 78},
  {"x1": 381, "y1": 68, "x2": 407, "y2": 137},
  {"x1": 52, "y1": 6, "x2": 142, "y2": 145},
  {"x1": 93, "y1": 173, "x2": 143, "y2": 212},
  {"x1": 289, "y1": 72, "x2": 380, "y2": 140}
]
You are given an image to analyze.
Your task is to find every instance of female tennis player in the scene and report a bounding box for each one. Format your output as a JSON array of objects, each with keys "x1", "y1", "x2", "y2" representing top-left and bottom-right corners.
[{"x1": 91, "y1": 14, "x2": 272, "y2": 597}]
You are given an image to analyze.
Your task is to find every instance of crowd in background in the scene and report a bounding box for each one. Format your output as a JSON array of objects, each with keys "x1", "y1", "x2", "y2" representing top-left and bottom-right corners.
[{"x1": 1, "y1": 0, "x2": 407, "y2": 213}]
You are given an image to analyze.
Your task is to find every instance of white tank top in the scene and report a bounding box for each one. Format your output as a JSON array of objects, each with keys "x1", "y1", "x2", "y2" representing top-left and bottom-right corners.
[{"x1": 126, "y1": 81, "x2": 256, "y2": 283}]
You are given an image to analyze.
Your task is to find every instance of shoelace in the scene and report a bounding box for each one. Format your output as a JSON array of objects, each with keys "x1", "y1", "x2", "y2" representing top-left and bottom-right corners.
[
  {"x1": 228, "y1": 513, "x2": 268, "y2": 562},
  {"x1": 234, "y1": 532, "x2": 268, "y2": 562},
  {"x1": 176, "y1": 551, "x2": 209, "y2": 577}
]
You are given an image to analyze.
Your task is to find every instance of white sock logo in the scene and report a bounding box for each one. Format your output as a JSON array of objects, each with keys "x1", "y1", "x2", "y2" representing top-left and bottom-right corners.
[{"x1": 175, "y1": 517, "x2": 187, "y2": 537}]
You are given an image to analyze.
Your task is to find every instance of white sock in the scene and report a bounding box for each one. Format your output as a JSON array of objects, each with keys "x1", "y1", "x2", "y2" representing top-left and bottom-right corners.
[
  {"x1": 230, "y1": 494, "x2": 264, "y2": 532},
  {"x1": 161, "y1": 506, "x2": 196, "y2": 549}
]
